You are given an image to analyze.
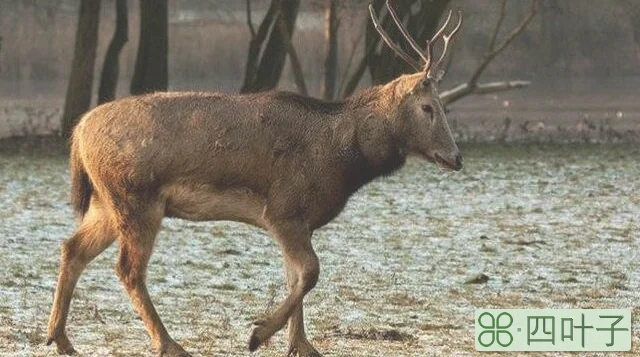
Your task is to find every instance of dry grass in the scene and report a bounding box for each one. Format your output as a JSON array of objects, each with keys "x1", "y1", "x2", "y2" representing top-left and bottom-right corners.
[{"x1": 0, "y1": 144, "x2": 638, "y2": 356}]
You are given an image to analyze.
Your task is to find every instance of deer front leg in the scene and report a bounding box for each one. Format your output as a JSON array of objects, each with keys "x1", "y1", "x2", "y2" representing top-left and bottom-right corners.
[
  {"x1": 284, "y1": 258, "x2": 321, "y2": 357},
  {"x1": 286, "y1": 303, "x2": 321, "y2": 357},
  {"x1": 249, "y1": 222, "x2": 320, "y2": 355}
]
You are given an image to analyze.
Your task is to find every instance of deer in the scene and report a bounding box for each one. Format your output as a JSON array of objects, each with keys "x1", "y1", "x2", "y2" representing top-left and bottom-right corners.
[{"x1": 46, "y1": 2, "x2": 463, "y2": 356}]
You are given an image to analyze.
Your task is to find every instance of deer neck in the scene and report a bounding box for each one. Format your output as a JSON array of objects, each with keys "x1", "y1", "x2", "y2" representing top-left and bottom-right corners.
[{"x1": 340, "y1": 85, "x2": 407, "y2": 192}]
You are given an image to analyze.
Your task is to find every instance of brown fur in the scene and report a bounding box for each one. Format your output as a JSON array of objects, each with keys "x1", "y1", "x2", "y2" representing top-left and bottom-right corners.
[{"x1": 47, "y1": 72, "x2": 461, "y2": 357}]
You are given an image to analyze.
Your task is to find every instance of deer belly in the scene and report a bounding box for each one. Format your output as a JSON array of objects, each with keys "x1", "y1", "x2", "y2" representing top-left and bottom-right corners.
[{"x1": 162, "y1": 184, "x2": 266, "y2": 227}]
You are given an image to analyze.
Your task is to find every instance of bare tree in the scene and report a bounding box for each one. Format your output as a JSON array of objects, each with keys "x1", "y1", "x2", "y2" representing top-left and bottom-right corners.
[
  {"x1": 322, "y1": 0, "x2": 338, "y2": 100},
  {"x1": 441, "y1": 0, "x2": 538, "y2": 105},
  {"x1": 61, "y1": 0, "x2": 101, "y2": 139},
  {"x1": 241, "y1": 0, "x2": 301, "y2": 93},
  {"x1": 277, "y1": 16, "x2": 308, "y2": 96},
  {"x1": 339, "y1": 17, "x2": 382, "y2": 98},
  {"x1": 130, "y1": 0, "x2": 168, "y2": 95},
  {"x1": 98, "y1": 0, "x2": 128, "y2": 104}
]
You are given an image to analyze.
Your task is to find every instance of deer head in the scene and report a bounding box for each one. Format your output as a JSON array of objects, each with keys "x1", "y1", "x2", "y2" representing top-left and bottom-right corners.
[{"x1": 369, "y1": 0, "x2": 463, "y2": 171}]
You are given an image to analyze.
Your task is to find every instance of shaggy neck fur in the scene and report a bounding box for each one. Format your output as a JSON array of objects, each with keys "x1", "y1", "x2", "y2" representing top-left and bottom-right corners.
[{"x1": 338, "y1": 79, "x2": 409, "y2": 195}]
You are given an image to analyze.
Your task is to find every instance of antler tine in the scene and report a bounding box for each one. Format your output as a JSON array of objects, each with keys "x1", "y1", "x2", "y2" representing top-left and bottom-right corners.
[
  {"x1": 424, "y1": 9, "x2": 453, "y2": 72},
  {"x1": 368, "y1": 4, "x2": 421, "y2": 71},
  {"x1": 384, "y1": 0, "x2": 429, "y2": 65},
  {"x1": 433, "y1": 10, "x2": 463, "y2": 71}
]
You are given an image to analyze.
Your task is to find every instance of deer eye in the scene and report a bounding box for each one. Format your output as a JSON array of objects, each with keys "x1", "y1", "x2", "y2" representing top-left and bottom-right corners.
[
  {"x1": 422, "y1": 104, "x2": 433, "y2": 115},
  {"x1": 421, "y1": 79, "x2": 430, "y2": 88}
]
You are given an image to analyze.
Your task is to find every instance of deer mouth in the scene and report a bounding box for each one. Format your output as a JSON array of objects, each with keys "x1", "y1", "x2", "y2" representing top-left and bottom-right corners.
[{"x1": 434, "y1": 153, "x2": 463, "y2": 171}]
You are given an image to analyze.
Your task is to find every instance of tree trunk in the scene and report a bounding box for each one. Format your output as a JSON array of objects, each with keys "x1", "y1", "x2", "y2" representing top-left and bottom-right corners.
[
  {"x1": 240, "y1": 0, "x2": 300, "y2": 94},
  {"x1": 278, "y1": 17, "x2": 308, "y2": 96},
  {"x1": 341, "y1": 39, "x2": 377, "y2": 98},
  {"x1": 322, "y1": 0, "x2": 338, "y2": 100},
  {"x1": 130, "y1": 0, "x2": 168, "y2": 95},
  {"x1": 61, "y1": 0, "x2": 101, "y2": 139},
  {"x1": 98, "y1": 0, "x2": 128, "y2": 104},
  {"x1": 241, "y1": 0, "x2": 278, "y2": 93}
]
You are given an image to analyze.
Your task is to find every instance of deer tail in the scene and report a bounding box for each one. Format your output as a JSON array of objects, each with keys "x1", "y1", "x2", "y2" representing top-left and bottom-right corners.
[{"x1": 69, "y1": 138, "x2": 92, "y2": 220}]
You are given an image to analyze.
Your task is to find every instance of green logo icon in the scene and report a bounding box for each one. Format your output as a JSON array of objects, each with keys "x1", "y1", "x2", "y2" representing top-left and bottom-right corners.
[{"x1": 478, "y1": 312, "x2": 514, "y2": 347}]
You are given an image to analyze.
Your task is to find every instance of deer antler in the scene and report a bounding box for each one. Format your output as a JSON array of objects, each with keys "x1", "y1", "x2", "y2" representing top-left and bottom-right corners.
[
  {"x1": 424, "y1": 9, "x2": 452, "y2": 73},
  {"x1": 369, "y1": 1, "x2": 463, "y2": 76},
  {"x1": 368, "y1": 4, "x2": 421, "y2": 71},
  {"x1": 432, "y1": 10, "x2": 463, "y2": 73},
  {"x1": 383, "y1": 0, "x2": 428, "y2": 66}
]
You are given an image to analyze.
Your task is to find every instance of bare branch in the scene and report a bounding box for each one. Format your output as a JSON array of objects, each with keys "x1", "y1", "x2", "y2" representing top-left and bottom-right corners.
[
  {"x1": 246, "y1": 0, "x2": 256, "y2": 38},
  {"x1": 441, "y1": 80, "x2": 530, "y2": 105},
  {"x1": 98, "y1": 0, "x2": 128, "y2": 104},
  {"x1": 442, "y1": 0, "x2": 538, "y2": 106},
  {"x1": 340, "y1": 10, "x2": 387, "y2": 99},
  {"x1": 336, "y1": 13, "x2": 367, "y2": 99},
  {"x1": 488, "y1": 0, "x2": 507, "y2": 51},
  {"x1": 341, "y1": 39, "x2": 377, "y2": 98},
  {"x1": 240, "y1": 0, "x2": 279, "y2": 92},
  {"x1": 277, "y1": 17, "x2": 307, "y2": 96},
  {"x1": 468, "y1": 0, "x2": 538, "y2": 86},
  {"x1": 323, "y1": 0, "x2": 339, "y2": 100}
]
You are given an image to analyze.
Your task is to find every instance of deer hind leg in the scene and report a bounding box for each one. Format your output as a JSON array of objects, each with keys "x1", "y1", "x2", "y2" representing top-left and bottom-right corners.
[
  {"x1": 47, "y1": 197, "x2": 116, "y2": 355},
  {"x1": 114, "y1": 199, "x2": 191, "y2": 357},
  {"x1": 249, "y1": 222, "x2": 320, "y2": 355}
]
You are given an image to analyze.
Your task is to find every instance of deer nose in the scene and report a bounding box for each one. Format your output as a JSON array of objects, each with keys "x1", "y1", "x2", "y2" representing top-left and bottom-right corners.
[{"x1": 454, "y1": 153, "x2": 463, "y2": 171}]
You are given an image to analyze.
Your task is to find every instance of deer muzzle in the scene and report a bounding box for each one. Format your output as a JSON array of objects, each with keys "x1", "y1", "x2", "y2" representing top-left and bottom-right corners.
[{"x1": 434, "y1": 152, "x2": 463, "y2": 171}]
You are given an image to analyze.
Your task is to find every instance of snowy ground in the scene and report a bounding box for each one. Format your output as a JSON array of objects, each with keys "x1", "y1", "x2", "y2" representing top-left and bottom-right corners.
[{"x1": 0, "y1": 144, "x2": 638, "y2": 356}]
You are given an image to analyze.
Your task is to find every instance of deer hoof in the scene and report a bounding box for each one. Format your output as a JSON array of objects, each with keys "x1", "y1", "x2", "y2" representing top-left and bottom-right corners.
[
  {"x1": 159, "y1": 341, "x2": 191, "y2": 357},
  {"x1": 248, "y1": 325, "x2": 273, "y2": 352},
  {"x1": 46, "y1": 333, "x2": 76, "y2": 355},
  {"x1": 248, "y1": 333, "x2": 260, "y2": 352},
  {"x1": 287, "y1": 339, "x2": 323, "y2": 357}
]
